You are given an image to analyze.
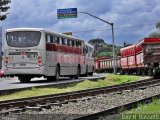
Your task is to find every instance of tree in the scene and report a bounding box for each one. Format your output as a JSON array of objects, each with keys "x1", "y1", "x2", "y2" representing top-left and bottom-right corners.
[
  {"x1": 149, "y1": 32, "x2": 160, "y2": 38},
  {"x1": 156, "y1": 22, "x2": 160, "y2": 31},
  {"x1": 0, "y1": 0, "x2": 11, "y2": 21},
  {"x1": 88, "y1": 38, "x2": 122, "y2": 57},
  {"x1": 88, "y1": 38, "x2": 106, "y2": 46},
  {"x1": 148, "y1": 21, "x2": 160, "y2": 38},
  {"x1": 88, "y1": 38, "x2": 106, "y2": 53}
]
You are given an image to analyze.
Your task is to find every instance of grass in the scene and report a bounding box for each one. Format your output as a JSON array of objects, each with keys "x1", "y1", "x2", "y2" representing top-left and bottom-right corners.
[
  {"x1": 127, "y1": 98, "x2": 160, "y2": 114},
  {"x1": 0, "y1": 74, "x2": 142, "y2": 101},
  {"x1": 119, "y1": 99, "x2": 160, "y2": 120}
]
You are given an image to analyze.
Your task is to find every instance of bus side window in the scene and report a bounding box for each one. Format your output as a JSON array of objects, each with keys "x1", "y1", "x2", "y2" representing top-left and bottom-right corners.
[
  {"x1": 62, "y1": 38, "x2": 65, "y2": 45},
  {"x1": 45, "y1": 34, "x2": 48, "y2": 43},
  {"x1": 50, "y1": 35, "x2": 53, "y2": 43},
  {"x1": 53, "y1": 36, "x2": 57, "y2": 43},
  {"x1": 78, "y1": 41, "x2": 81, "y2": 47},
  {"x1": 76, "y1": 41, "x2": 78, "y2": 47},
  {"x1": 72, "y1": 40, "x2": 74, "y2": 46},
  {"x1": 59, "y1": 37, "x2": 63, "y2": 45},
  {"x1": 57, "y1": 37, "x2": 60, "y2": 44},
  {"x1": 67, "y1": 39, "x2": 70, "y2": 46},
  {"x1": 65, "y1": 38, "x2": 67, "y2": 45}
]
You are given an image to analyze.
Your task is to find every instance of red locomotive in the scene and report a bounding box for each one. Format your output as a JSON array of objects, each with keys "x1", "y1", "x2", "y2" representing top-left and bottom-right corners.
[{"x1": 95, "y1": 38, "x2": 160, "y2": 77}]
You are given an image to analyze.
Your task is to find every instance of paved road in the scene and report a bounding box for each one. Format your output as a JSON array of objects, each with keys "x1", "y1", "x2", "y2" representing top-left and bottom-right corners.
[{"x1": 0, "y1": 73, "x2": 106, "y2": 91}]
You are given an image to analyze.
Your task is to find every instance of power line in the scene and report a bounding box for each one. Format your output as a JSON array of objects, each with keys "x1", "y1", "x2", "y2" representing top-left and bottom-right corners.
[{"x1": 71, "y1": 23, "x2": 156, "y2": 33}]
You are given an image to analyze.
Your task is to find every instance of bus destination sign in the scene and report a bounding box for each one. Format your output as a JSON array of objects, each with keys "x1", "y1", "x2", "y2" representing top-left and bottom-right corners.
[{"x1": 57, "y1": 8, "x2": 77, "y2": 19}]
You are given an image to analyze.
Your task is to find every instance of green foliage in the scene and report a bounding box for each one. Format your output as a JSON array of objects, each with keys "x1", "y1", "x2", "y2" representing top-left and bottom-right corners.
[
  {"x1": 0, "y1": 74, "x2": 140, "y2": 101},
  {"x1": 88, "y1": 38, "x2": 122, "y2": 57},
  {"x1": 156, "y1": 21, "x2": 160, "y2": 30},
  {"x1": 106, "y1": 74, "x2": 139, "y2": 85},
  {"x1": 124, "y1": 99, "x2": 160, "y2": 116},
  {"x1": 97, "y1": 51, "x2": 112, "y2": 57},
  {"x1": 0, "y1": 0, "x2": 11, "y2": 21},
  {"x1": 148, "y1": 21, "x2": 160, "y2": 38},
  {"x1": 88, "y1": 38, "x2": 106, "y2": 45},
  {"x1": 148, "y1": 32, "x2": 160, "y2": 38}
]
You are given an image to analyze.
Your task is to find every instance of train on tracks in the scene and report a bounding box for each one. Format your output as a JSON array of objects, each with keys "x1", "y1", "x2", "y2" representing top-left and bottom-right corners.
[
  {"x1": 3, "y1": 28, "x2": 94, "y2": 82},
  {"x1": 95, "y1": 37, "x2": 160, "y2": 78}
]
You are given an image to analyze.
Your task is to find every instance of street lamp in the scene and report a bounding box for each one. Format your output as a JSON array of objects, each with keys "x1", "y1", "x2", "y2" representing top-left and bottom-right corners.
[{"x1": 79, "y1": 12, "x2": 116, "y2": 74}]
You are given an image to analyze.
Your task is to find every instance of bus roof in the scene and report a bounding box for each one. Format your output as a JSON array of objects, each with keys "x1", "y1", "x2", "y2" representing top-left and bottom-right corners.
[{"x1": 6, "y1": 28, "x2": 84, "y2": 42}]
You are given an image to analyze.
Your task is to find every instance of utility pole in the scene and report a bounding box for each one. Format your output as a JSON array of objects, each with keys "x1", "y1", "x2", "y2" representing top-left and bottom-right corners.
[{"x1": 79, "y1": 12, "x2": 116, "y2": 74}]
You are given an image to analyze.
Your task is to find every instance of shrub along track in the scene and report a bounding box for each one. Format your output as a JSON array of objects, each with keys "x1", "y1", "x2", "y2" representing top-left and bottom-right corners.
[{"x1": 0, "y1": 78, "x2": 160, "y2": 119}]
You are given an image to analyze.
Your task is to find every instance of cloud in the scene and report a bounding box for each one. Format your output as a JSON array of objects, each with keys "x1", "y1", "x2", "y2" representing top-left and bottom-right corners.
[{"x1": 2, "y1": 0, "x2": 160, "y2": 45}]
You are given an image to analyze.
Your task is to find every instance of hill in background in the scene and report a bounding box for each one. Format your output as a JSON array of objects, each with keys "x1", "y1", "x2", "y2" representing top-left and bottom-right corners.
[{"x1": 88, "y1": 38, "x2": 122, "y2": 57}]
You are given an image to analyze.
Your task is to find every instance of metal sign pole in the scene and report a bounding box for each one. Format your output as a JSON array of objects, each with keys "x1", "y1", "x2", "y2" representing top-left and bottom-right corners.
[
  {"x1": 79, "y1": 12, "x2": 116, "y2": 74},
  {"x1": 111, "y1": 23, "x2": 116, "y2": 74}
]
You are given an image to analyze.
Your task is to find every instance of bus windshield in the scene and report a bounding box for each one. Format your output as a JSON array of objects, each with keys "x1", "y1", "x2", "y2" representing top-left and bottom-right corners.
[{"x1": 6, "y1": 31, "x2": 41, "y2": 47}]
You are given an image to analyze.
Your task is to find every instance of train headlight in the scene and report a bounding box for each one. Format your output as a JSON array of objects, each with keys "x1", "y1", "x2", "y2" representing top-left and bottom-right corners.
[{"x1": 146, "y1": 46, "x2": 153, "y2": 55}]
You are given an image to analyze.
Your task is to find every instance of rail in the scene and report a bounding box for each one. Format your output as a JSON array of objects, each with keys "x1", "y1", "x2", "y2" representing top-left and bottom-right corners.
[{"x1": 0, "y1": 78, "x2": 159, "y2": 111}]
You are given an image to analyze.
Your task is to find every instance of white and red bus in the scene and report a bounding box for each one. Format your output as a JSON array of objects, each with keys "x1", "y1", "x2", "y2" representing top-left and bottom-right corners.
[{"x1": 3, "y1": 28, "x2": 94, "y2": 82}]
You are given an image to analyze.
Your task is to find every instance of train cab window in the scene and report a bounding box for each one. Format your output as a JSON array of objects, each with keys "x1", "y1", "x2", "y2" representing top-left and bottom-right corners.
[
  {"x1": 85, "y1": 46, "x2": 89, "y2": 53},
  {"x1": 88, "y1": 47, "x2": 94, "y2": 58},
  {"x1": 83, "y1": 46, "x2": 88, "y2": 54},
  {"x1": 84, "y1": 44, "x2": 94, "y2": 58}
]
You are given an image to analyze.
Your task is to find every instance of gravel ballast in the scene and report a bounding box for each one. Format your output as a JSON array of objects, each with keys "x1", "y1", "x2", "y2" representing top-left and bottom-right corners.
[{"x1": 1, "y1": 82, "x2": 160, "y2": 120}]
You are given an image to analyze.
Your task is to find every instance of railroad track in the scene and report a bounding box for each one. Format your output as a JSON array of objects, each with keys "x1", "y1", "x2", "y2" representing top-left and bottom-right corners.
[
  {"x1": 75, "y1": 93, "x2": 160, "y2": 120},
  {"x1": 0, "y1": 78, "x2": 159, "y2": 112}
]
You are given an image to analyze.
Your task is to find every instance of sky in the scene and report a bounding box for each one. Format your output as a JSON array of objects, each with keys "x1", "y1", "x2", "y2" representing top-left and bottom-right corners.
[{"x1": 2, "y1": 0, "x2": 160, "y2": 46}]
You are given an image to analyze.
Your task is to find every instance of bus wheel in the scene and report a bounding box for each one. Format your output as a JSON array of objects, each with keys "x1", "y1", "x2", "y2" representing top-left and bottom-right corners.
[
  {"x1": 18, "y1": 76, "x2": 31, "y2": 83},
  {"x1": 47, "y1": 76, "x2": 53, "y2": 81},
  {"x1": 75, "y1": 67, "x2": 80, "y2": 79},
  {"x1": 54, "y1": 66, "x2": 60, "y2": 81},
  {"x1": 89, "y1": 72, "x2": 93, "y2": 76}
]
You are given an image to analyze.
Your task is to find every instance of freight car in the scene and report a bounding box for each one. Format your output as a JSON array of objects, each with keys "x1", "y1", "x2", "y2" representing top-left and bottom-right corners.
[
  {"x1": 95, "y1": 38, "x2": 160, "y2": 78},
  {"x1": 95, "y1": 57, "x2": 121, "y2": 73}
]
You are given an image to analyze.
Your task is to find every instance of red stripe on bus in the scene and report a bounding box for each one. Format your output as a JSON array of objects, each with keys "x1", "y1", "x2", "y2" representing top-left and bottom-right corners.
[{"x1": 46, "y1": 43, "x2": 82, "y2": 54}]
